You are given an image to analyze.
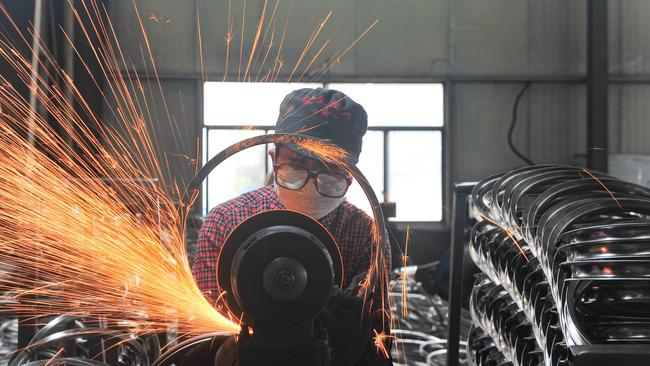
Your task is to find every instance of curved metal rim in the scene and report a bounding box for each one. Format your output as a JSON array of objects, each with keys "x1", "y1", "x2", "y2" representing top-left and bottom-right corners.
[
  {"x1": 180, "y1": 133, "x2": 389, "y2": 298},
  {"x1": 151, "y1": 332, "x2": 231, "y2": 366},
  {"x1": 21, "y1": 358, "x2": 110, "y2": 366},
  {"x1": 523, "y1": 177, "x2": 650, "y2": 243},
  {"x1": 506, "y1": 169, "x2": 602, "y2": 232},
  {"x1": 9, "y1": 328, "x2": 149, "y2": 366},
  {"x1": 501, "y1": 167, "x2": 584, "y2": 229}
]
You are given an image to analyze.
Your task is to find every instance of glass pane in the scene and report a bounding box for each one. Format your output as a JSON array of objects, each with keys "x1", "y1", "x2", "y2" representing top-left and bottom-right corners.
[
  {"x1": 204, "y1": 82, "x2": 320, "y2": 126},
  {"x1": 204, "y1": 129, "x2": 267, "y2": 214},
  {"x1": 202, "y1": 127, "x2": 208, "y2": 212},
  {"x1": 388, "y1": 131, "x2": 442, "y2": 221},
  {"x1": 327, "y1": 83, "x2": 444, "y2": 127},
  {"x1": 345, "y1": 131, "x2": 384, "y2": 216}
]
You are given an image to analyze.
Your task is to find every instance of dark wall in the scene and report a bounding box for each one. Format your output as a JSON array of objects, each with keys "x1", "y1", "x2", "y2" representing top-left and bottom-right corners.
[
  {"x1": 0, "y1": 1, "x2": 35, "y2": 103},
  {"x1": 0, "y1": 1, "x2": 106, "y2": 153},
  {"x1": 388, "y1": 224, "x2": 450, "y2": 268}
]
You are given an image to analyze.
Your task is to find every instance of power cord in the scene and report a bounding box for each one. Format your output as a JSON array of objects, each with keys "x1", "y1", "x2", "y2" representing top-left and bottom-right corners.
[{"x1": 508, "y1": 83, "x2": 534, "y2": 165}]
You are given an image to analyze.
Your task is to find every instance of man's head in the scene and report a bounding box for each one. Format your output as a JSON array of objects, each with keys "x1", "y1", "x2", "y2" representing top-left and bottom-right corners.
[
  {"x1": 270, "y1": 88, "x2": 367, "y2": 219},
  {"x1": 274, "y1": 87, "x2": 368, "y2": 165}
]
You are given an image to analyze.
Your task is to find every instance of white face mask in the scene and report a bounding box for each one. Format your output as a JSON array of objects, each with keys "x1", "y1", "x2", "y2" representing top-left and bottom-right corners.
[{"x1": 275, "y1": 181, "x2": 345, "y2": 220}]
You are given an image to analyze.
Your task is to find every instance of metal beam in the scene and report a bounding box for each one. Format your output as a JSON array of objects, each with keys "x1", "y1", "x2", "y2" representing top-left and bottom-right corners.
[
  {"x1": 446, "y1": 182, "x2": 475, "y2": 366},
  {"x1": 587, "y1": 0, "x2": 609, "y2": 172}
]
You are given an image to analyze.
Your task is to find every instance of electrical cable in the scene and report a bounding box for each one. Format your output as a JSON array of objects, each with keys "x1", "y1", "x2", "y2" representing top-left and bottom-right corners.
[{"x1": 508, "y1": 83, "x2": 534, "y2": 165}]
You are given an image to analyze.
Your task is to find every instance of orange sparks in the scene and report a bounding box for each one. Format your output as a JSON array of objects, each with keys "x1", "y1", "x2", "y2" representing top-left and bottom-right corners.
[
  {"x1": 243, "y1": 0, "x2": 268, "y2": 81},
  {"x1": 287, "y1": 11, "x2": 332, "y2": 82},
  {"x1": 0, "y1": 122, "x2": 239, "y2": 334},
  {"x1": 238, "y1": 0, "x2": 247, "y2": 81},
  {"x1": 295, "y1": 138, "x2": 349, "y2": 167},
  {"x1": 0, "y1": 0, "x2": 238, "y2": 336},
  {"x1": 196, "y1": 0, "x2": 207, "y2": 82},
  {"x1": 480, "y1": 214, "x2": 529, "y2": 262},
  {"x1": 254, "y1": 0, "x2": 280, "y2": 81},
  {"x1": 271, "y1": 1, "x2": 292, "y2": 82},
  {"x1": 399, "y1": 226, "x2": 411, "y2": 318},
  {"x1": 582, "y1": 168, "x2": 623, "y2": 210},
  {"x1": 44, "y1": 348, "x2": 65, "y2": 366},
  {"x1": 312, "y1": 19, "x2": 379, "y2": 81},
  {"x1": 223, "y1": 0, "x2": 233, "y2": 81},
  {"x1": 373, "y1": 329, "x2": 393, "y2": 359},
  {"x1": 0, "y1": 0, "x2": 385, "y2": 352},
  {"x1": 148, "y1": 13, "x2": 171, "y2": 24},
  {"x1": 296, "y1": 38, "x2": 331, "y2": 82},
  {"x1": 278, "y1": 95, "x2": 349, "y2": 133}
]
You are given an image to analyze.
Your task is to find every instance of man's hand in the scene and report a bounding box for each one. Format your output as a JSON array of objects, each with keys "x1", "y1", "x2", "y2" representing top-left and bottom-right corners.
[{"x1": 317, "y1": 289, "x2": 373, "y2": 366}]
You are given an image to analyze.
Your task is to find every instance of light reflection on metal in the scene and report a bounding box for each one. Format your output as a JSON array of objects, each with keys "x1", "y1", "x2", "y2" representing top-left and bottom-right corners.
[{"x1": 467, "y1": 165, "x2": 650, "y2": 366}]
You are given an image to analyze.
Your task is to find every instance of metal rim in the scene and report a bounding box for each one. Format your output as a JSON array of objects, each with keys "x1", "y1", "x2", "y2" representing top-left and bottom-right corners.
[{"x1": 180, "y1": 133, "x2": 389, "y2": 299}]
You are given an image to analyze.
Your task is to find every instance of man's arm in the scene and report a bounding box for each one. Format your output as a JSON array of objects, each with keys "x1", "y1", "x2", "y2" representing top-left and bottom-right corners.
[
  {"x1": 348, "y1": 214, "x2": 393, "y2": 302},
  {"x1": 191, "y1": 208, "x2": 232, "y2": 304},
  {"x1": 331, "y1": 212, "x2": 394, "y2": 365}
]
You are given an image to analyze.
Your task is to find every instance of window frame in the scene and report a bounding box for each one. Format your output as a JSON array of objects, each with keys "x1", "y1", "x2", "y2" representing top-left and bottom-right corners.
[{"x1": 201, "y1": 82, "x2": 446, "y2": 224}]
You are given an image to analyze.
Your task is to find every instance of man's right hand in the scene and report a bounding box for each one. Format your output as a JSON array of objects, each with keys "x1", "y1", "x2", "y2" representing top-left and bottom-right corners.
[{"x1": 317, "y1": 289, "x2": 373, "y2": 366}]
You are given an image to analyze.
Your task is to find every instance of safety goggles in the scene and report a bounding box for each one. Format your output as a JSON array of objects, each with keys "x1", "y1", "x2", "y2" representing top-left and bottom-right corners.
[{"x1": 273, "y1": 163, "x2": 352, "y2": 198}]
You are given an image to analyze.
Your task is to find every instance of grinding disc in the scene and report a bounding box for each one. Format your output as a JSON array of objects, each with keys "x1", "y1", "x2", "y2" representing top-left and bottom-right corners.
[{"x1": 216, "y1": 209, "x2": 343, "y2": 327}]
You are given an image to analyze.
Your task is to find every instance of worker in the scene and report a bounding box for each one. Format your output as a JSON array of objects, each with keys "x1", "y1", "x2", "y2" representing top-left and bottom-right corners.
[{"x1": 191, "y1": 87, "x2": 392, "y2": 365}]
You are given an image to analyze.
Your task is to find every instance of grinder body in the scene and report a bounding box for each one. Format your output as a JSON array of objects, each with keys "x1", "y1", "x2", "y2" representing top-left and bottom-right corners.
[{"x1": 216, "y1": 210, "x2": 344, "y2": 366}]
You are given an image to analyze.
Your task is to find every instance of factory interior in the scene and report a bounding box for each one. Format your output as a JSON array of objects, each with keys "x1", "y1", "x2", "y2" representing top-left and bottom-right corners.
[{"x1": 1, "y1": 0, "x2": 650, "y2": 365}]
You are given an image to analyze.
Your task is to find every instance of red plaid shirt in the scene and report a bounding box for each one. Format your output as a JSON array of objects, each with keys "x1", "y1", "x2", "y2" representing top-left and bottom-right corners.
[{"x1": 191, "y1": 185, "x2": 391, "y2": 303}]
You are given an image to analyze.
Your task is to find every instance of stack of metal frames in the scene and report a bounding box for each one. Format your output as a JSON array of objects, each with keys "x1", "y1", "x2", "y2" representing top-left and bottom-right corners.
[
  {"x1": 3, "y1": 313, "x2": 161, "y2": 366},
  {"x1": 469, "y1": 273, "x2": 544, "y2": 366},
  {"x1": 466, "y1": 165, "x2": 650, "y2": 366},
  {"x1": 467, "y1": 325, "x2": 511, "y2": 366},
  {"x1": 469, "y1": 220, "x2": 567, "y2": 366}
]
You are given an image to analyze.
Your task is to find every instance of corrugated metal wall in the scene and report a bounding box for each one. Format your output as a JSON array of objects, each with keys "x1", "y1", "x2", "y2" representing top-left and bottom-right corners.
[
  {"x1": 105, "y1": 0, "x2": 650, "y2": 219},
  {"x1": 609, "y1": 1, "x2": 650, "y2": 158}
]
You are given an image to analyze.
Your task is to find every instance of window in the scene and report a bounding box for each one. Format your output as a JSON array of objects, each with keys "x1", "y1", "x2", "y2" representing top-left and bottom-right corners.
[
  {"x1": 201, "y1": 82, "x2": 318, "y2": 213},
  {"x1": 203, "y1": 82, "x2": 444, "y2": 221}
]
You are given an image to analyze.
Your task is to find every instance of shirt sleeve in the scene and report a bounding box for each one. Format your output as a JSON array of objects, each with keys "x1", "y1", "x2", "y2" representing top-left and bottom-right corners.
[
  {"x1": 353, "y1": 216, "x2": 394, "y2": 365},
  {"x1": 191, "y1": 207, "x2": 233, "y2": 304},
  {"x1": 348, "y1": 212, "x2": 392, "y2": 287},
  {"x1": 346, "y1": 210, "x2": 392, "y2": 316}
]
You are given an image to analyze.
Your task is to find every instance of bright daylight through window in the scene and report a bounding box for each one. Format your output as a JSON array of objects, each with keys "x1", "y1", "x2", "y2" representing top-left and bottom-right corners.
[{"x1": 203, "y1": 82, "x2": 444, "y2": 221}]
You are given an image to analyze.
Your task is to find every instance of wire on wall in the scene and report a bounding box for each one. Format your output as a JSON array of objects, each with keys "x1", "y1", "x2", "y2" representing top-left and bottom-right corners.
[{"x1": 507, "y1": 83, "x2": 534, "y2": 165}]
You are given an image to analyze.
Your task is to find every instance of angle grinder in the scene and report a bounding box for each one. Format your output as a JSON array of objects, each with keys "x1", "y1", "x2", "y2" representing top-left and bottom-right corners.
[{"x1": 216, "y1": 209, "x2": 344, "y2": 366}]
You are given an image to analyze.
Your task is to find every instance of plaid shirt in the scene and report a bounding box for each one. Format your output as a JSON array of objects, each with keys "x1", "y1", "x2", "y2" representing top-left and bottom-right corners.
[{"x1": 191, "y1": 185, "x2": 391, "y2": 303}]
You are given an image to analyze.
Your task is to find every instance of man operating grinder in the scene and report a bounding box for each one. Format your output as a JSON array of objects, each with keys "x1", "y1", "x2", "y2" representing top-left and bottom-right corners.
[{"x1": 191, "y1": 87, "x2": 392, "y2": 365}]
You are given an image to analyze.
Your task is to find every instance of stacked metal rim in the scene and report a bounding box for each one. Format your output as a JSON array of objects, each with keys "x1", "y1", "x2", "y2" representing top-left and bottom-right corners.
[
  {"x1": 0, "y1": 319, "x2": 16, "y2": 366},
  {"x1": 3, "y1": 314, "x2": 162, "y2": 366},
  {"x1": 466, "y1": 165, "x2": 650, "y2": 366}
]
